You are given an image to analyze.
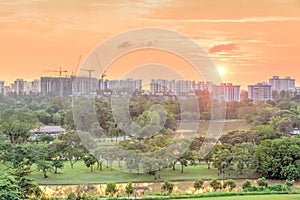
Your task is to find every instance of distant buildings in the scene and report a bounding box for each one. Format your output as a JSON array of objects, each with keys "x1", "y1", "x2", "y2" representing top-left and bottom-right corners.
[
  {"x1": 0, "y1": 81, "x2": 4, "y2": 95},
  {"x1": 212, "y1": 83, "x2": 241, "y2": 102},
  {"x1": 150, "y1": 79, "x2": 240, "y2": 102},
  {"x1": 269, "y1": 76, "x2": 295, "y2": 92},
  {"x1": 248, "y1": 82, "x2": 272, "y2": 103},
  {"x1": 106, "y1": 78, "x2": 142, "y2": 93},
  {"x1": 1, "y1": 75, "x2": 299, "y2": 103},
  {"x1": 72, "y1": 76, "x2": 98, "y2": 96},
  {"x1": 40, "y1": 77, "x2": 72, "y2": 96},
  {"x1": 12, "y1": 78, "x2": 26, "y2": 95}
]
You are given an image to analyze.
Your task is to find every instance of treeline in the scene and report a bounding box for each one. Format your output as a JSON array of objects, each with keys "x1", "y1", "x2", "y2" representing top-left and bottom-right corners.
[{"x1": 1, "y1": 92, "x2": 300, "y2": 199}]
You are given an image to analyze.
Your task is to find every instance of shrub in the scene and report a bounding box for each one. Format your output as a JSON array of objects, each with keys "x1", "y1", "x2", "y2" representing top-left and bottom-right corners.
[
  {"x1": 161, "y1": 181, "x2": 174, "y2": 195},
  {"x1": 257, "y1": 177, "x2": 268, "y2": 188},
  {"x1": 105, "y1": 182, "x2": 118, "y2": 196},
  {"x1": 67, "y1": 192, "x2": 76, "y2": 200},
  {"x1": 246, "y1": 185, "x2": 260, "y2": 192},
  {"x1": 223, "y1": 179, "x2": 237, "y2": 191},
  {"x1": 125, "y1": 182, "x2": 134, "y2": 197},
  {"x1": 193, "y1": 179, "x2": 204, "y2": 191},
  {"x1": 268, "y1": 184, "x2": 283, "y2": 192},
  {"x1": 209, "y1": 179, "x2": 222, "y2": 192},
  {"x1": 285, "y1": 179, "x2": 295, "y2": 190},
  {"x1": 241, "y1": 179, "x2": 251, "y2": 190}
]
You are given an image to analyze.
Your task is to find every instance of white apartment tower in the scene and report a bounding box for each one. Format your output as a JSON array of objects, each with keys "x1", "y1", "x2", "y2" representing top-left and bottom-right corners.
[
  {"x1": 269, "y1": 76, "x2": 295, "y2": 92},
  {"x1": 248, "y1": 82, "x2": 272, "y2": 103}
]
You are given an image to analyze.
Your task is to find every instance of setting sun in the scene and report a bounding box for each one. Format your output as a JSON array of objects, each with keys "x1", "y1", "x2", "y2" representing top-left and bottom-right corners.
[{"x1": 217, "y1": 67, "x2": 225, "y2": 75}]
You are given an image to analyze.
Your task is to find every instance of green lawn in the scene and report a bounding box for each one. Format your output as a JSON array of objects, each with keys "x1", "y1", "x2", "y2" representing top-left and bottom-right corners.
[
  {"x1": 28, "y1": 161, "x2": 219, "y2": 184},
  {"x1": 184, "y1": 194, "x2": 300, "y2": 200}
]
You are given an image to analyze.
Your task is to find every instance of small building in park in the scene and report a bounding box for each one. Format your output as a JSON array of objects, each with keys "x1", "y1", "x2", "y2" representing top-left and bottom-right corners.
[{"x1": 30, "y1": 126, "x2": 66, "y2": 138}]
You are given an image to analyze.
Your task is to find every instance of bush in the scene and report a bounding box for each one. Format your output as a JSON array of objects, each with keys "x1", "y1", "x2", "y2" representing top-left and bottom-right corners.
[
  {"x1": 257, "y1": 177, "x2": 268, "y2": 188},
  {"x1": 245, "y1": 185, "x2": 263, "y2": 192},
  {"x1": 105, "y1": 182, "x2": 118, "y2": 196},
  {"x1": 125, "y1": 182, "x2": 134, "y2": 197},
  {"x1": 209, "y1": 179, "x2": 222, "y2": 192},
  {"x1": 193, "y1": 179, "x2": 204, "y2": 191},
  {"x1": 67, "y1": 192, "x2": 76, "y2": 200},
  {"x1": 285, "y1": 179, "x2": 295, "y2": 190},
  {"x1": 267, "y1": 184, "x2": 283, "y2": 192},
  {"x1": 161, "y1": 181, "x2": 174, "y2": 195},
  {"x1": 242, "y1": 179, "x2": 251, "y2": 190},
  {"x1": 223, "y1": 179, "x2": 237, "y2": 191}
]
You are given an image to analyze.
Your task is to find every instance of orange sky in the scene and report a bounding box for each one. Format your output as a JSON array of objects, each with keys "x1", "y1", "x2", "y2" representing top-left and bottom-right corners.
[{"x1": 1, "y1": 0, "x2": 300, "y2": 89}]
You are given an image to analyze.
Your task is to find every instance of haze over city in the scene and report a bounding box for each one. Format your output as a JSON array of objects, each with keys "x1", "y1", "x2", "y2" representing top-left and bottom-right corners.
[{"x1": 1, "y1": 0, "x2": 300, "y2": 89}]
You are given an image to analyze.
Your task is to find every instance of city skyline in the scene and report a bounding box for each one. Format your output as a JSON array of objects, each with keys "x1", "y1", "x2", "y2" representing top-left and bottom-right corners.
[{"x1": 1, "y1": 1, "x2": 300, "y2": 88}]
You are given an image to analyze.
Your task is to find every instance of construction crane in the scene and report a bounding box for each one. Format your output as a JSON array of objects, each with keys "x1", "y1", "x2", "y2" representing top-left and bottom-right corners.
[
  {"x1": 72, "y1": 55, "x2": 82, "y2": 76},
  {"x1": 95, "y1": 53, "x2": 106, "y2": 92},
  {"x1": 43, "y1": 67, "x2": 68, "y2": 96},
  {"x1": 44, "y1": 67, "x2": 68, "y2": 77}
]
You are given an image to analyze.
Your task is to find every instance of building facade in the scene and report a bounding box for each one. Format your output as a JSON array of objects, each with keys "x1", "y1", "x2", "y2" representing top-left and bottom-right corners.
[
  {"x1": 269, "y1": 76, "x2": 295, "y2": 92},
  {"x1": 150, "y1": 79, "x2": 240, "y2": 102},
  {"x1": 12, "y1": 79, "x2": 27, "y2": 95},
  {"x1": 248, "y1": 82, "x2": 272, "y2": 103},
  {"x1": 40, "y1": 77, "x2": 72, "y2": 96},
  {"x1": 0, "y1": 81, "x2": 4, "y2": 95}
]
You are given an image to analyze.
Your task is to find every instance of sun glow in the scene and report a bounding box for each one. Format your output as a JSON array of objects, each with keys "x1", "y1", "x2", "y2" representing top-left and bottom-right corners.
[{"x1": 217, "y1": 67, "x2": 225, "y2": 75}]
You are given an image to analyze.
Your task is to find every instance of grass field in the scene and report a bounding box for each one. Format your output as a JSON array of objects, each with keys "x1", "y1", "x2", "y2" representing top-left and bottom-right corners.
[
  {"x1": 28, "y1": 161, "x2": 220, "y2": 184},
  {"x1": 184, "y1": 194, "x2": 300, "y2": 200}
]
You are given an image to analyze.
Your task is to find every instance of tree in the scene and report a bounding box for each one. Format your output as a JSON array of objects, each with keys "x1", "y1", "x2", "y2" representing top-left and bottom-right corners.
[
  {"x1": 125, "y1": 182, "x2": 134, "y2": 197},
  {"x1": 59, "y1": 131, "x2": 86, "y2": 169},
  {"x1": 105, "y1": 182, "x2": 118, "y2": 196},
  {"x1": 161, "y1": 181, "x2": 174, "y2": 195},
  {"x1": 141, "y1": 157, "x2": 160, "y2": 180},
  {"x1": 257, "y1": 177, "x2": 268, "y2": 188},
  {"x1": 255, "y1": 137, "x2": 300, "y2": 179},
  {"x1": 233, "y1": 145, "x2": 251, "y2": 177},
  {"x1": 9, "y1": 159, "x2": 41, "y2": 198},
  {"x1": 36, "y1": 159, "x2": 53, "y2": 178},
  {"x1": 52, "y1": 159, "x2": 64, "y2": 174},
  {"x1": 223, "y1": 179, "x2": 237, "y2": 191},
  {"x1": 178, "y1": 149, "x2": 194, "y2": 173},
  {"x1": 193, "y1": 179, "x2": 204, "y2": 192},
  {"x1": 125, "y1": 155, "x2": 140, "y2": 173},
  {"x1": 212, "y1": 144, "x2": 234, "y2": 176},
  {"x1": 83, "y1": 154, "x2": 97, "y2": 172},
  {"x1": 0, "y1": 174, "x2": 20, "y2": 200},
  {"x1": 0, "y1": 109, "x2": 38, "y2": 144},
  {"x1": 209, "y1": 179, "x2": 222, "y2": 192}
]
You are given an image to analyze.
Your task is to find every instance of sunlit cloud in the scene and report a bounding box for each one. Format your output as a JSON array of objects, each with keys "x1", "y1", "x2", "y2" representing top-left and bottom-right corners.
[
  {"x1": 209, "y1": 43, "x2": 239, "y2": 54},
  {"x1": 145, "y1": 16, "x2": 300, "y2": 23}
]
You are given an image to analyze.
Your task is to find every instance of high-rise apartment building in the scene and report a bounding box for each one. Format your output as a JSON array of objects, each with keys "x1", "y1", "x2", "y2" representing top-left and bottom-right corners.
[
  {"x1": 0, "y1": 81, "x2": 4, "y2": 95},
  {"x1": 26, "y1": 79, "x2": 41, "y2": 95},
  {"x1": 107, "y1": 78, "x2": 142, "y2": 93},
  {"x1": 150, "y1": 79, "x2": 240, "y2": 102},
  {"x1": 40, "y1": 77, "x2": 72, "y2": 96},
  {"x1": 269, "y1": 76, "x2": 295, "y2": 92},
  {"x1": 248, "y1": 82, "x2": 272, "y2": 103},
  {"x1": 72, "y1": 76, "x2": 98, "y2": 96},
  {"x1": 212, "y1": 83, "x2": 241, "y2": 102},
  {"x1": 12, "y1": 79, "x2": 27, "y2": 95}
]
